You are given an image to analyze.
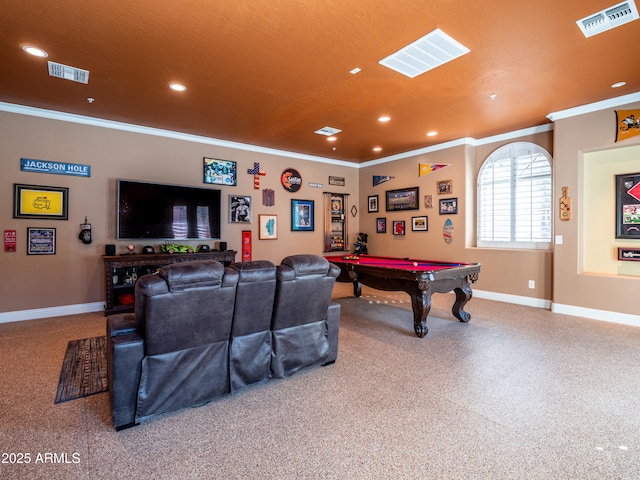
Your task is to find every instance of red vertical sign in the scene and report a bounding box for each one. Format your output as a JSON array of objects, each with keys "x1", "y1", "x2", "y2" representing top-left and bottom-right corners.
[
  {"x1": 4, "y1": 230, "x2": 17, "y2": 252},
  {"x1": 242, "y1": 230, "x2": 252, "y2": 261}
]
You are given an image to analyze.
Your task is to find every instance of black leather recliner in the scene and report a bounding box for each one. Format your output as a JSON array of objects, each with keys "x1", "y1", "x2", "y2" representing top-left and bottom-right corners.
[{"x1": 106, "y1": 255, "x2": 340, "y2": 430}]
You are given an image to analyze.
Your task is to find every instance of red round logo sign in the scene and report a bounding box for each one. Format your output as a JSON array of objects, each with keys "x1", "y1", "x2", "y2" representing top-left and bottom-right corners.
[{"x1": 281, "y1": 168, "x2": 302, "y2": 192}]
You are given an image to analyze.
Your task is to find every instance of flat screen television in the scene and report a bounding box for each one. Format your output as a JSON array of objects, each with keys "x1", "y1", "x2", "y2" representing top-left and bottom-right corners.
[{"x1": 117, "y1": 180, "x2": 221, "y2": 240}]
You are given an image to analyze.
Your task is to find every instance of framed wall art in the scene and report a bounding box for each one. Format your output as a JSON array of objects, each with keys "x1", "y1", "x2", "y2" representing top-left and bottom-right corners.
[
  {"x1": 392, "y1": 220, "x2": 405, "y2": 236},
  {"x1": 291, "y1": 199, "x2": 314, "y2": 231},
  {"x1": 439, "y1": 198, "x2": 458, "y2": 215},
  {"x1": 386, "y1": 187, "x2": 419, "y2": 211},
  {"x1": 437, "y1": 179, "x2": 452, "y2": 195},
  {"x1": 13, "y1": 184, "x2": 68, "y2": 220},
  {"x1": 258, "y1": 214, "x2": 278, "y2": 240},
  {"x1": 368, "y1": 195, "x2": 379, "y2": 212},
  {"x1": 616, "y1": 172, "x2": 640, "y2": 239},
  {"x1": 204, "y1": 158, "x2": 237, "y2": 186},
  {"x1": 27, "y1": 227, "x2": 56, "y2": 255},
  {"x1": 412, "y1": 216, "x2": 428, "y2": 231},
  {"x1": 229, "y1": 195, "x2": 251, "y2": 223},
  {"x1": 376, "y1": 217, "x2": 387, "y2": 234}
]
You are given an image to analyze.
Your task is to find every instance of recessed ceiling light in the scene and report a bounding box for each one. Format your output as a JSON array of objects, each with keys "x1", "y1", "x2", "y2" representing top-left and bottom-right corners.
[
  {"x1": 169, "y1": 82, "x2": 187, "y2": 92},
  {"x1": 327, "y1": 136, "x2": 337, "y2": 142},
  {"x1": 426, "y1": 131, "x2": 438, "y2": 137},
  {"x1": 378, "y1": 116, "x2": 391, "y2": 122},
  {"x1": 611, "y1": 81, "x2": 626, "y2": 88},
  {"x1": 87, "y1": 97, "x2": 95, "y2": 104},
  {"x1": 489, "y1": 93, "x2": 497, "y2": 100},
  {"x1": 350, "y1": 67, "x2": 361, "y2": 75},
  {"x1": 22, "y1": 46, "x2": 48, "y2": 58},
  {"x1": 373, "y1": 147, "x2": 382, "y2": 152}
]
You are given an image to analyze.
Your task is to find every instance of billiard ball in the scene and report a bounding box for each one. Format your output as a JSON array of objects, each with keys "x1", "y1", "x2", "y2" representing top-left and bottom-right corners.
[{"x1": 413, "y1": 261, "x2": 418, "y2": 267}]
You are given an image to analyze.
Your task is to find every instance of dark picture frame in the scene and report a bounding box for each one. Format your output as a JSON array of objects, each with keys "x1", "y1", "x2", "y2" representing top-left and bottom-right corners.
[
  {"x1": 437, "y1": 179, "x2": 452, "y2": 195},
  {"x1": 376, "y1": 217, "x2": 387, "y2": 233},
  {"x1": 27, "y1": 227, "x2": 56, "y2": 255},
  {"x1": 368, "y1": 195, "x2": 379, "y2": 212},
  {"x1": 392, "y1": 220, "x2": 405, "y2": 235},
  {"x1": 411, "y1": 216, "x2": 428, "y2": 231},
  {"x1": 439, "y1": 198, "x2": 458, "y2": 215},
  {"x1": 616, "y1": 172, "x2": 640, "y2": 239},
  {"x1": 386, "y1": 187, "x2": 419, "y2": 211},
  {"x1": 291, "y1": 199, "x2": 314, "y2": 231},
  {"x1": 229, "y1": 195, "x2": 251, "y2": 223},
  {"x1": 13, "y1": 184, "x2": 68, "y2": 220},
  {"x1": 204, "y1": 157, "x2": 237, "y2": 186}
]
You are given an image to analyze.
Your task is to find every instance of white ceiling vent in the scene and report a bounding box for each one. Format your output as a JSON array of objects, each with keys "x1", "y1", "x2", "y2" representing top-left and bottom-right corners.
[
  {"x1": 379, "y1": 28, "x2": 470, "y2": 79},
  {"x1": 48, "y1": 61, "x2": 90, "y2": 84},
  {"x1": 577, "y1": 0, "x2": 639, "y2": 37},
  {"x1": 314, "y1": 126, "x2": 342, "y2": 136}
]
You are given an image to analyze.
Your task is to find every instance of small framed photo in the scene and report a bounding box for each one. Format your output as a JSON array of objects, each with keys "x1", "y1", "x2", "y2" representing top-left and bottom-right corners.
[
  {"x1": 376, "y1": 217, "x2": 387, "y2": 233},
  {"x1": 411, "y1": 216, "x2": 428, "y2": 231},
  {"x1": 27, "y1": 227, "x2": 56, "y2": 255},
  {"x1": 392, "y1": 220, "x2": 405, "y2": 236},
  {"x1": 204, "y1": 158, "x2": 237, "y2": 186},
  {"x1": 229, "y1": 195, "x2": 251, "y2": 223},
  {"x1": 424, "y1": 194, "x2": 433, "y2": 208},
  {"x1": 437, "y1": 180, "x2": 452, "y2": 195},
  {"x1": 368, "y1": 195, "x2": 379, "y2": 213},
  {"x1": 13, "y1": 184, "x2": 68, "y2": 220},
  {"x1": 439, "y1": 198, "x2": 458, "y2": 215},
  {"x1": 258, "y1": 214, "x2": 278, "y2": 240},
  {"x1": 291, "y1": 199, "x2": 314, "y2": 231}
]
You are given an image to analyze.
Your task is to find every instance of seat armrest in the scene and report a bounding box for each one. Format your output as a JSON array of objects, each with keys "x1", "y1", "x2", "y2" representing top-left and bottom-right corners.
[
  {"x1": 107, "y1": 313, "x2": 137, "y2": 337},
  {"x1": 106, "y1": 332, "x2": 144, "y2": 429},
  {"x1": 325, "y1": 302, "x2": 341, "y2": 365}
]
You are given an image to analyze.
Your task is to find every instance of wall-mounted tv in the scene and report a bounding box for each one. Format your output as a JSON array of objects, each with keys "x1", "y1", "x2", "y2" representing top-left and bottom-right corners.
[{"x1": 117, "y1": 180, "x2": 221, "y2": 240}]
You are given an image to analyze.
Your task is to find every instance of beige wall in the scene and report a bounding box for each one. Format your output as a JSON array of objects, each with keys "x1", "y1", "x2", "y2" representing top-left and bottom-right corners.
[
  {"x1": 553, "y1": 100, "x2": 640, "y2": 316},
  {"x1": 0, "y1": 111, "x2": 359, "y2": 314},
  {"x1": 358, "y1": 131, "x2": 554, "y2": 302}
]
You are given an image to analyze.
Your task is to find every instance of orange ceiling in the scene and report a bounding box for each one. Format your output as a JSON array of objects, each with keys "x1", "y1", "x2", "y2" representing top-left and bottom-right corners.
[{"x1": 1, "y1": 0, "x2": 639, "y2": 162}]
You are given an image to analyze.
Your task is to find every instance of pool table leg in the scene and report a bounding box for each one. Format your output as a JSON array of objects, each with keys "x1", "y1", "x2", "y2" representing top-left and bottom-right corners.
[
  {"x1": 451, "y1": 283, "x2": 472, "y2": 323},
  {"x1": 410, "y1": 286, "x2": 431, "y2": 338}
]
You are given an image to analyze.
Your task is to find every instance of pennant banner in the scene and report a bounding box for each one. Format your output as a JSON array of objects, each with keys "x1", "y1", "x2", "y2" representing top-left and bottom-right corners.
[
  {"x1": 373, "y1": 175, "x2": 394, "y2": 187},
  {"x1": 616, "y1": 110, "x2": 640, "y2": 142},
  {"x1": 419, "y1": 163, "x2": 450, "y2": 177}
]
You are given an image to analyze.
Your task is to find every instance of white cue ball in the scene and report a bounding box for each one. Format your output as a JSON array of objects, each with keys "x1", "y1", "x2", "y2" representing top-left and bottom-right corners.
[{"x1": 413, "y1": 261, "x2": 418, "y2": 267}]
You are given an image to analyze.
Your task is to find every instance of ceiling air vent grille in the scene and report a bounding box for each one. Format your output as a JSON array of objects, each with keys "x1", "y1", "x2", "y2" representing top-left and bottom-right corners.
[
  {"x1": 577, "y1": 0, "x2": 639, "y2": 37},
  {"x1": 378, "y1": 28, "x2": 470, "y2": 79},
  {"x1": 48, "y1": 61, "x2": 90, "y2": 84}
]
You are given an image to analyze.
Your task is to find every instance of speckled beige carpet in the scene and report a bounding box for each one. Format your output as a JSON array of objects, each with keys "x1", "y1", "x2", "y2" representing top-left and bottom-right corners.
[{"x1": 1, "y1": 284, "x2": 639, "y2": 479}]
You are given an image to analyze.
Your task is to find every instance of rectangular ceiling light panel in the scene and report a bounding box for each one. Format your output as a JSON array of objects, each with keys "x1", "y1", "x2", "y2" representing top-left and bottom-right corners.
[
  {"x1": 48, "y1": 61, "x2": 90, "y2": 84},
  {"x1": 379, "y1": 28, "x2": 470, "y2": 78},
  {"x1": 577, "y1": 0, "x2": 639, "y2": 37}
]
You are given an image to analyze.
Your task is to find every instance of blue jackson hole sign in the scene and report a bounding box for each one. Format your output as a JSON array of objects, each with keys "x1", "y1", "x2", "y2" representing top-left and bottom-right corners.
[{"x1": 21, "y1": 158, "x2": 91, "y2": 177}]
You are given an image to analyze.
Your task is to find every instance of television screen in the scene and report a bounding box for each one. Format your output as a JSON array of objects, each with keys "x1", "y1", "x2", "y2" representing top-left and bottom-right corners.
[{"x1": 117, "y1": 180, "x2": 221, "y2": 240}]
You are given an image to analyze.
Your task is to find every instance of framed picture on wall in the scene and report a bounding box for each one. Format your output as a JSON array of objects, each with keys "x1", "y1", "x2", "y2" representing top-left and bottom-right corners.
[
  {"x1": 13, "y1": 184, "x2": 68, "y2": 220},
  {"x1": 439, "y1": 198, "x2": 458, "y2": 215},
  {"x1": 229, "y1": 195, "x2": 251, "y2": 223},
  {"x1": 437, "y1": 179, "x2": 452, "y2": 195},
  {"x1": 368, "y1": 195, "x2": 379, "y2": 212},
  {"x1": 386, "y1": 187, "x2": 419, "y2": 211},
  {"x1": 392, "y1": 220, "x2": 405, "y2": 235},
  {"x1": 411, "y1": 216, "x2": 428, "y2": 231},
  {"x1": 204, "y1": 158, "x2": 237, "y2": 186},
  {"x1": 27, "y1": 227, "x2": 56, "y2": 255},
  {"x1": 616, "y1": 172, "x2": 640, "y2": 239},
  {"x1": 376, "y1": 217, "x2": 387, "y2": 233},
  {"x1": 258, "y1": 214, "x2": 277, "y2": 240},
  {"x1": 291, "y1": 199, "x2": 314, "y2": 231}
]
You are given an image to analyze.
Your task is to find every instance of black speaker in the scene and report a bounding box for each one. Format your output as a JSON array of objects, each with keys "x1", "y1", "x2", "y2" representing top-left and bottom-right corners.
[
  {"x1": 219, "y1": 241, "x2": 227, "y2": 251},
  {"x1": 105, "y1": 244, "x2": 116, "y2": 256}
]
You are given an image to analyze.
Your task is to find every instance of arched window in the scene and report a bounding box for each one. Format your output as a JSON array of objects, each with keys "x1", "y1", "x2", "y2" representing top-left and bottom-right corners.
[{"x1": 477, "y1": 142, "x2": 552, "y2": 249}]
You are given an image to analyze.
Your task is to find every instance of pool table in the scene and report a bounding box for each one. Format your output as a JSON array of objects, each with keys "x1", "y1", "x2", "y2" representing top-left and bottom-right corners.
[{"x1": 326, "y1": 255, "x2": 481, "y2": 338}]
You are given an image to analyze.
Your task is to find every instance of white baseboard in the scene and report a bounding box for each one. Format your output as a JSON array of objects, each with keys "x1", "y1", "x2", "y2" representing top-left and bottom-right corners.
[
  {"x1": 551, "y1": 303, "x2": 640, "y2": 328},
  {"x1": 472, "y1": 289, "x2": 552, "y2": 309},
  {"x1": 0, "y1": 302, "x2": 105, "y2": 324}
]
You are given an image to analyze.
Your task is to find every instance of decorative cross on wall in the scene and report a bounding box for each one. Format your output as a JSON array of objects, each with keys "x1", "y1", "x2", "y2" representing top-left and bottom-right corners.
[{"x1": 247, "y1": 162, "x2": 266, "y2": 189}]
